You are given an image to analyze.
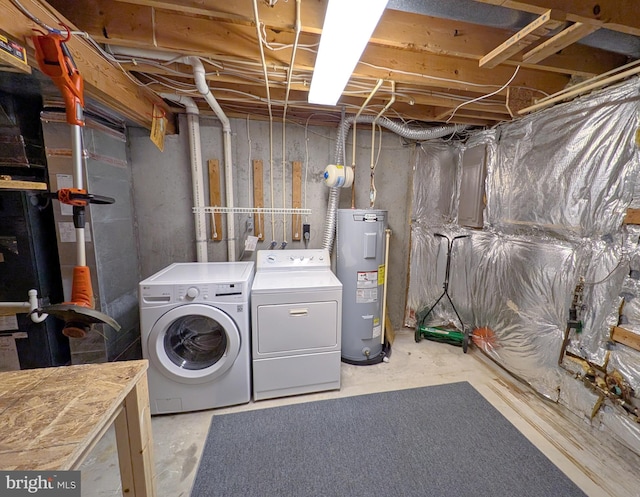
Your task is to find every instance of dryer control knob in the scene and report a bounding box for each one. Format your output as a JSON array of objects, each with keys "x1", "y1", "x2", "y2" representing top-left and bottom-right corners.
[{"x1": 186, "y1": 287, "x2": 199, "y2": 299}]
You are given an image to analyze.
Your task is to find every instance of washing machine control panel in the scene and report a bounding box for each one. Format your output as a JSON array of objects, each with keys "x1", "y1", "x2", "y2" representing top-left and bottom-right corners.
[
  {"x1": 176, "y1": 283, "x2": 246, "y2": 302},
  {"x1": 140, "y1": 282, "x2": 247, "y2": 304}
]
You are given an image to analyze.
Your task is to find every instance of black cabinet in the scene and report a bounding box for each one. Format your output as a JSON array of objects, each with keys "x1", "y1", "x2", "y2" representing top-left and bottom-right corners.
[{"x1": 0, "y1": 190, "x2": 70, "y2": 369}]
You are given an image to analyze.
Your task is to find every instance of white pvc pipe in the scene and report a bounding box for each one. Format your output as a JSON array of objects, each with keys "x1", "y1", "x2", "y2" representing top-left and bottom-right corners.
[
  {"x1": 0, "y1": 290, "x2": 47, "y2": 323},
  {"x1": 109, "y1": 45, "x2": 236, "y2": 261},
  {"x1": 160, "y1": 93, "x2": 208, "y2": 262},
  {"x1": 0, "y1": 302, "x2": 30, "y2": 311},
  {"x1": 185, "y1": 57, "x2": 236, "y2": 261},
  {"x1": 160, "y1": 93, "x2": 199, "y2": 114}
]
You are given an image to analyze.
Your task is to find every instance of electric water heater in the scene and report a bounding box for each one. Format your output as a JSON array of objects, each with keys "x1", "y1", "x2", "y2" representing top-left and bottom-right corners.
[{"x1": 336, "y1": 209, "x2": 387, "y2": 364}]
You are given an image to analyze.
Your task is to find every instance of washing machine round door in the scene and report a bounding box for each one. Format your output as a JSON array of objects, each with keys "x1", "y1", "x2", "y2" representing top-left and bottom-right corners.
[{"x1": 148, "y1": 304, "x2": 241, "y2": 384}]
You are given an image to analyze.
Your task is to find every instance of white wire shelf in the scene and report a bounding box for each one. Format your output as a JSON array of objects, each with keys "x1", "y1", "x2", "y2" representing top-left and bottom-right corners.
[{"x1": 193, "y1": 207, "x2": 311, "y2": 215}]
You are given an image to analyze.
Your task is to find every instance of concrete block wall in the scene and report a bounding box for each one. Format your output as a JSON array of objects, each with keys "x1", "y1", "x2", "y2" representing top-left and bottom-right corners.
[{"x1": 129, "y1": 115, "x2": 413, "y2": 329}]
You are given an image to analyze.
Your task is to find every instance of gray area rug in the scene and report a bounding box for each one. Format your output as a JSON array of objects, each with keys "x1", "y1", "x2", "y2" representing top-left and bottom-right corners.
[{"x1": 191, "y1": 381, "x2": 587, "y2": 497}]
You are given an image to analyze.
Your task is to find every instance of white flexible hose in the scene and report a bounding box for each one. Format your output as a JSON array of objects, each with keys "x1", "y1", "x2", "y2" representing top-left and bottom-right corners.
[{"x1": 321, "y1": 118, "x2": 467, "y2": 253}]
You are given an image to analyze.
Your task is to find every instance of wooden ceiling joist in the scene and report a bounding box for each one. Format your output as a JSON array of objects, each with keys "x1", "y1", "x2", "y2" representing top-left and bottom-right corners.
[
  {"x1": 521, "y1": 21, "x2": 600, "y2": 64},
  {"x1": 53, "y1": 0, "x2": 625, "y2": 78},
  {"x1": 473, "y1": 0, "x2": 640, "y2": 37},
  {"x1": 479, "y1": 9, "x2": 565, "y2": 68},
  {"x1": 6, "y1": 0, "x2": 635, "y2": 128},
  {"x1": 0, "y1": 0, "x2": 175, "y2": 132}
]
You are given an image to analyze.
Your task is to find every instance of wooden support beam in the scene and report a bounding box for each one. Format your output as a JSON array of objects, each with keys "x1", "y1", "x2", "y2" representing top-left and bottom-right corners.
[
  {"x1": 473, "y1": 0, "x2": 640, "y2": 37},
  {"x1": 611, "y1": 326, "x2": 640, "y2": 352},
  {"x1": 522, "y1": 22, "x2": 600, "y2": 64},
  {"x1": 114, "y1": 372, "x2": 156, "y2": 497},
  {"x1": 359, "y1": 45, "x2": 570, "y2": 96},
  {"x1": 58, "y1": 3, "x2": 571, "y2": 97},
  {"x1": 208, "y1": 159, "x2": 223, "y2": 241},
  {"x1": 623, "y1": 208, "x2": 640, "y2": 225},
  {"x1": 136, "y1": 71, "x2": 513, "y2": 116},
  {"x1": 0, "y1": 0, "x2": 175, "y2": 133},
  {"x1": 519, "y1": 59, "x2": 640, "y2": 115},
  {"x1": 291, "y1": 161, "x2": 302, "y2": 241},
  {"x1": 480, "y1": 9, "x2": 565, "y2": 68},
  {"x1": 253, "y1": 160, "x2": 264, "y2": 242},
  {"x1": 52, "y1": 0, "x2": 624, "y2": 78},
  {"x1": 432, "y1": 108, "x2": 496, "y2": 126},
  {"x1": 114, "y1": 0, "x2": 327, "y2": 32}
]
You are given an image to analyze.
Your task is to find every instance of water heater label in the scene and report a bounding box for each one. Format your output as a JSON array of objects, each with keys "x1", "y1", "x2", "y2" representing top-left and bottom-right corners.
[
  {"x1": 373, "y1": 317, "x2": 381, "y2": 338},
  {"x1": 357, "y1": 271, "x2": 377, "y2": 288},
  {"x1": 357, "y1": 271, "x2": 378, "y2": 303},
  {"x1": 356, "y1": 288, "x2": 378, "y2": 303}
]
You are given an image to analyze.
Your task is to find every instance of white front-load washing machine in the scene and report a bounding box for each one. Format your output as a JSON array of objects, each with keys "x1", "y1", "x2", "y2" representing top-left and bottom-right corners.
[{"x1": 139, "y1": 262, "x2": 254, "y2": 414}]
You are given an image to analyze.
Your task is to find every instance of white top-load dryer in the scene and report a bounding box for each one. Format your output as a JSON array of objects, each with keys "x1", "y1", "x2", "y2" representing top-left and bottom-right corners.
[{"x1": 251, "y1": 249, "x2": 342, "y2": 400}]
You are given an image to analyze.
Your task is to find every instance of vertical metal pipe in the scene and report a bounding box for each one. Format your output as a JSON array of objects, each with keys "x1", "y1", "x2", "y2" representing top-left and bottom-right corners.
[{"x1": 71, "y1": 124, "x2": 86, "y2": 266}]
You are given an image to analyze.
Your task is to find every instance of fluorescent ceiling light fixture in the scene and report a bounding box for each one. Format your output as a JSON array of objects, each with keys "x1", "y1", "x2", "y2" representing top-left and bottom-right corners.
[{"x1": 308, "y1": 0, "x2": 388, "y2": 106}]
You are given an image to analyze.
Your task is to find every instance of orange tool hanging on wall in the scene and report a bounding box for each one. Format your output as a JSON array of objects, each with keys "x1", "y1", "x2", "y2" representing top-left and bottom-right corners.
[{"x1": 31, "y1": 32, "x2": 120, "y2": 338}]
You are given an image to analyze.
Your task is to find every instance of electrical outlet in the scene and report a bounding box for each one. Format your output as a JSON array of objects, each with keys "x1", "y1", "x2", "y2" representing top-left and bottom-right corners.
[
  {"x1": 246, "y1": 217, "x2": 254, "y2": 232},
  {"x1": 303, "y1": 224, "x2": 310, "y2": 241}
]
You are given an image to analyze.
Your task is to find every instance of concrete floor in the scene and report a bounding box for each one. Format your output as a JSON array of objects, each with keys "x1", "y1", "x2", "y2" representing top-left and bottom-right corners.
[{"x1": 80, "y1": 329, "x2": 640, "y2": 497}]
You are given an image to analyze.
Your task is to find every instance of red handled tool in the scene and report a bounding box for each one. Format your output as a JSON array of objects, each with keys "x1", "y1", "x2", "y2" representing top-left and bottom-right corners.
[{"x1": 32, "y1": 33, "x2": 120, "y2": 338}]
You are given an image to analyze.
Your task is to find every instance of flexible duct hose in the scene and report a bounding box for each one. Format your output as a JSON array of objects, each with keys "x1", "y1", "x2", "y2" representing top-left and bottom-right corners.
[{"x1": 322, "y1": 117, "x2": 467, "y2": 253}]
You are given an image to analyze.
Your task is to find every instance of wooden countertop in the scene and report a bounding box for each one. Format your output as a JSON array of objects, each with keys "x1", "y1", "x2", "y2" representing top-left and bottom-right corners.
[{"x1": 0, "y1": 360, "x2": 149, "y2": 470}]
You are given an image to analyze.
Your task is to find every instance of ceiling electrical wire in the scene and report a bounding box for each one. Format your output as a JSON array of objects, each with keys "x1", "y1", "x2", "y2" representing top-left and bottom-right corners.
[
  {"x1": 9, "y1": 0, "x2": 154, "y2": 92},
  {"x1": 10, "y1": 0, "x2": 67, "y2": 35},
  {"x1": 360, "y1": 61, "x2": 504, "y2": 89},
  {"x1": 446, "y1": 65, "x2": 521, "y2": 123},
  {"x1": 260, "y1": 23, "x2": 318, "y2": 52},
  {"x1": 12, "y1": 0, "x2": 548, "y2": 133},
  {"x1": 279, "y1": 0, "x2": 302, "y2": 247},
  {"x1": 252, "y1": 0, "x2": 276, "y2": 244}
]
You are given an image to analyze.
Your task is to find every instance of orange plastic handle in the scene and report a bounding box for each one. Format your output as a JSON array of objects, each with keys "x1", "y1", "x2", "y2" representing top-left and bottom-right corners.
[
  {"x1": 68, "y1": 266, "x2": 94, "y2": 309},
  {"x1": 32, "y1": 34, "x2": 84, "y2": 126}
]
